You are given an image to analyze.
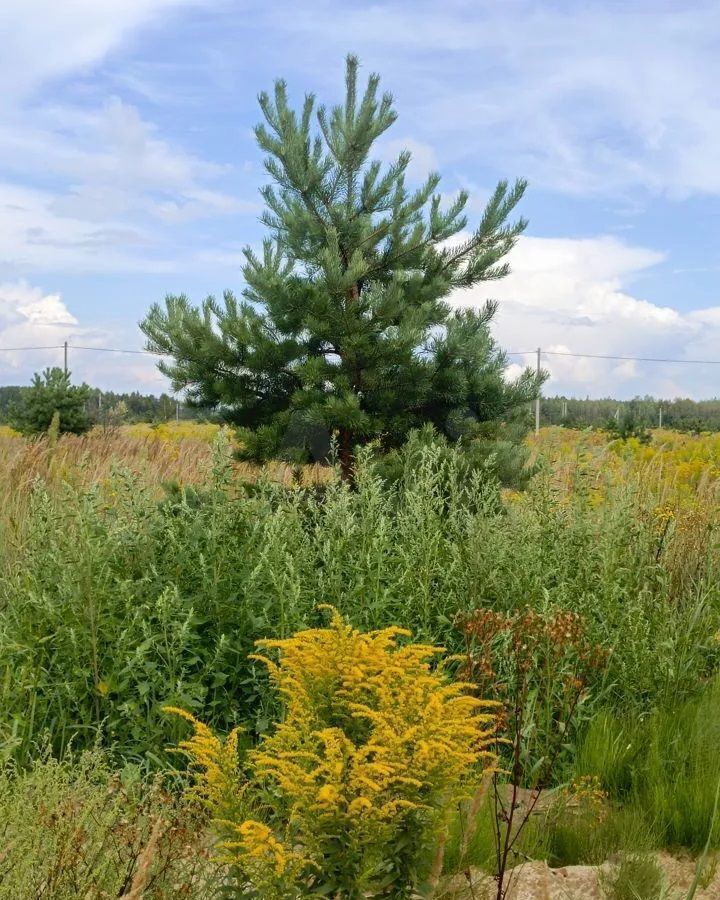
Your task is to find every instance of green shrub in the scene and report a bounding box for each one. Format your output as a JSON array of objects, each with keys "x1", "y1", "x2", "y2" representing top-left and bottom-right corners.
[{"x1": 0, "y1": 748, "x2": 219, "y2": 899}]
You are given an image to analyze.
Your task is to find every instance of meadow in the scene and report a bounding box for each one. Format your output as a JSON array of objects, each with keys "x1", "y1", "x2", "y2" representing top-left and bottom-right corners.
[{"x1": 1, "y1": 423, "x2": 719, "y2": 898}]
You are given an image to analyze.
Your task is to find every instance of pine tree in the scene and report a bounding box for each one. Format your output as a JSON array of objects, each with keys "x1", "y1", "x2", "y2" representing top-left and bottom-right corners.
[
  {"x1": 10, "y1": 368, "x2": 91, "y2": 436},
  {"x1": 142, "y1": 56, "x2": 541, "y2": 479}
]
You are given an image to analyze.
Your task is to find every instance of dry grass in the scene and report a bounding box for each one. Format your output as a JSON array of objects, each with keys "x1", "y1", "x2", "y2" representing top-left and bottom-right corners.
[
  {"x1": 530, "y1": 426, "x2": 720, "y2": 508},
  {"x1": 121, "y1": 816, "x2": 165, "y2": 900},
  {"x1": 0, "y1": 424, "x2": 332, "y2": 496}
]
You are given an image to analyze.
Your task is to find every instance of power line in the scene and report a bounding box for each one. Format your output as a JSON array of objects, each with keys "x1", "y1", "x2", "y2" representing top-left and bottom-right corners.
[
  {"x1": 2, "y1": 342, "x2": 720, "y2": 366},
  {"x1": 0, "y1": 344, "x2": 165, "y2": 356},
  {"x1": 70, "y1": 345, "x2": 163, "y2": 356},
  {"x1": 507, "y1": 349, "x2": 720, "y2": 365},
  {"x1": 0, "y1": 344, "x2": 64, "y2": 352}
]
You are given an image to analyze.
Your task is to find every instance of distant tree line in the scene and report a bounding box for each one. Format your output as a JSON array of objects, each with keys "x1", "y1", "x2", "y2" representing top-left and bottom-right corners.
[
  {"x1": 0, "y1": 380, "x2": 207, "y2": 429},
  {"x1": 542, "y1": 396, "x2": 720, "y2": 432},
  {"x1": 4, "y1": 376, "x2": 720, "y2": 436}
]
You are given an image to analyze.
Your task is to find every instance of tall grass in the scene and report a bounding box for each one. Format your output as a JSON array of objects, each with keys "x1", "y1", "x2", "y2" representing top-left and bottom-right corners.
[
  {"x1": 576, "y1": 678, "x2": 720, "y2": 851},
  {"x1": 0, "y1": 425, "x2": 329, "y2": 493},
  {"x1": 1, "y1": 429, "x2": 718, "y2": 771}
]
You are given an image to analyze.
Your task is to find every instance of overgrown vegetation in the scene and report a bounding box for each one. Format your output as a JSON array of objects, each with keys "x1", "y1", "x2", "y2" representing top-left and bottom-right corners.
[
  {"x1": 167, "y1": 611, "x2": 498, "y2": 898},
  {"x1": 0, "y1": 748, "x2": 220, "y2": 899},
  {"x1": 1, "y1": 423, "x2": 720, "y2": 896},
  {"x1": 2, "y1": 429, "x2": 718, "y2": 768}
]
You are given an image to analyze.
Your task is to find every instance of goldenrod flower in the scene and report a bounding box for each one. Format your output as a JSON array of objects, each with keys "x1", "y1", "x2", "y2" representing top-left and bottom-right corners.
[{"x1": 167, "y1": 609, "x2": 498, "y2": 895}]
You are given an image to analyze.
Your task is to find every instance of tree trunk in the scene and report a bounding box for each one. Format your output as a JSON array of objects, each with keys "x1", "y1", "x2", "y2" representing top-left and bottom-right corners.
[{"x1": 338, "y1": 429, "x2": 355, "y2": 483}]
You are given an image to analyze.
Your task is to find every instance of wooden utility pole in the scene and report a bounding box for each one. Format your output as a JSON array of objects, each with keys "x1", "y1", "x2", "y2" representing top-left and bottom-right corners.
[
  {"x1": 63, "y1": 341, "x2": 68, "y2": 377},
  {"x1": 535, "y1": 347, "x2": 541, "y2": 435}
]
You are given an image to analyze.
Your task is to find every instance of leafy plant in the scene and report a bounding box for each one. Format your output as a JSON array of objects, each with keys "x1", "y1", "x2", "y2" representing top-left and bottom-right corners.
[{"x1": 456, "y1": 605, "x2": 608, "y2": 898}]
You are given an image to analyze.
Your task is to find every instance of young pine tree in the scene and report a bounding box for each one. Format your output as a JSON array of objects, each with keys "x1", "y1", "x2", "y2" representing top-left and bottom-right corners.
[
  {"x1": 142, "y1": 56, "x2": 541, "y2": 480},
  {"x1": 10, "y1": 368, "x2": 91, "y2": 436}
]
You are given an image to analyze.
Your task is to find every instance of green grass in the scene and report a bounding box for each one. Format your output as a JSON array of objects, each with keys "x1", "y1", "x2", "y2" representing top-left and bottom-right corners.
[
  {"x1": 575, "y1": 677, "x2": 720, "y2": 852},
  {"x1": 600, "y1": 854, "x2": 666, "y2": 900},
  {"x1": 1, "y1": 432, "x2": 720, "y2": 893}
]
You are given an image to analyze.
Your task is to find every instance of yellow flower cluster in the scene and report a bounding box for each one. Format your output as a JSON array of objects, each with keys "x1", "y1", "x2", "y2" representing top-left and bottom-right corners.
[
  {"x1": 124, "y1": 422, "x2": 222, "y2": 442},
  {"x1": 166, "y1": 609, "x2": 499, "y2": 894},
  {"x1": 533, "y1": 426, "x2": 720, "y2": 509},
  {"x1": 654, "y1": 504, "x2": 675, "y2": 530},
  {"x1": 220, "y1": 820, "x2": 306, "y2": 878},
  {"x1": 250, "y1": 609, "x2": 497, "y2": 830},
  {"x1": 162, "y1": 705, "x2": 243, "y2": 816},
  {"x1": 563, "y1": 774, "x2": 609, "y2": 823}
]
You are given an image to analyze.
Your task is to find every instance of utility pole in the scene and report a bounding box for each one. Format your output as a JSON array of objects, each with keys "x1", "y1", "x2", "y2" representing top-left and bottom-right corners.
[
  {"x1": 176, "y1": 400, "x2": 180, "y2": 422},
  {"x1": 63, "y1": 341, "x2": 68, "y2": 377},
  {"x1": 535, "y1": 347, "x2": 541, "y2": 435},
  {"x1": 659, "y1": 405, "x2": 663, "y2": 429}
]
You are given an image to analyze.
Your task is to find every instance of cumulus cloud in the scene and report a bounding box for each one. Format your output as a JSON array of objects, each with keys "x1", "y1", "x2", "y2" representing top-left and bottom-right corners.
[
  {"x1": 0, "y1": 280, "x2": 167, "y2": 391},
  {"x1": 452, "y1": 235, "x2": 720, "y2": 399},
  {"x1": 0, "y1": 280, "x2": 85, "y2": 377},
  {"x1": 0, "y1": 281, "x2": 77, "y2": 331}
]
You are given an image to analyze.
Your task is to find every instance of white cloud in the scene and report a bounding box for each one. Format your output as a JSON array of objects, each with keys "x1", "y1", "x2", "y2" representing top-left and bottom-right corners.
[
  {"x1": 0, "y1": 183, "x2": 177, "y2": 274},
  {"x1": 451, "y1": 235, "x2": 720, "y2": 399},
  {"x1": 273, "y1": 1, "x2": 720, "y2": 198},
  {"x1": 0, "y1": 281, "x2": 86, "y2": 376},
  {"x1": 0, "y1": 279, "x2": 168, "y2": 391},
  {"x1": 0, "y1": 281, "x2": 76, "y2": 330},
  {"x1": 0, "y1": 0, "x2": 200, "y2": 104},
  {"x1": 0, "y1": 90, "x2": 262, "y2": 274},
  {"x1": 0, "y1": 1, "x2": 251, "y2": 277},
  {"x1": 377, "y1": 137, "x2": 438, "y2": 183}
]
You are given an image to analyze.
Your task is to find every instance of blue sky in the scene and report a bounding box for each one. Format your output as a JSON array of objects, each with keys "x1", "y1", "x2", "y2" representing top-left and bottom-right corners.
[{"x1": 2, "y1": 0, "x2": 720, "y2": 398}]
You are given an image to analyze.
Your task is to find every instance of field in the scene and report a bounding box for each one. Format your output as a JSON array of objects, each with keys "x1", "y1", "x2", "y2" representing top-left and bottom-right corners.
[{"x1": 1, "y1": 423, "x2": 720, "y2": 898}]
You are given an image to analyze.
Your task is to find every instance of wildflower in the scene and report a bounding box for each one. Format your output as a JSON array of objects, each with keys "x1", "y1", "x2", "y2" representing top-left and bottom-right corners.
[
  {"x1": 222, "y1": 820, "x2": 294, "y2": 876},
  {"x1": 168, "y1": 609, "x2": 498, "y2": 895},
  {"x1": 162, "y1": 706, "x2": 243, "y2": 815}
]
